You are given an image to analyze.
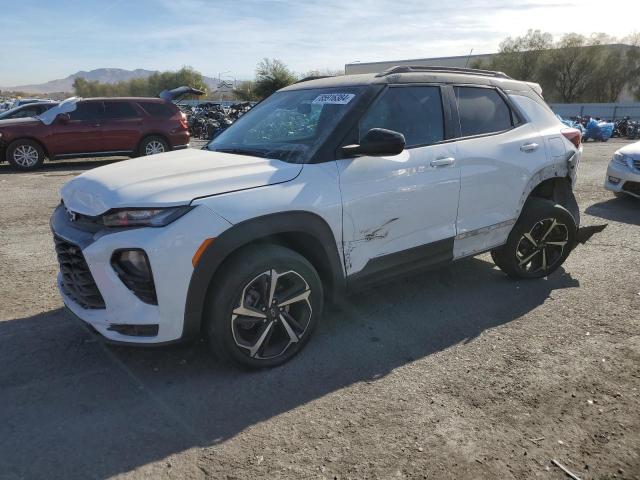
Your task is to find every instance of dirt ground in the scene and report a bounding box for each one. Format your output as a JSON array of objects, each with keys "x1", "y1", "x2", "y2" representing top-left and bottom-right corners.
[{"x1": 0, "y1": 139, "x2": 638, "y2": 480}]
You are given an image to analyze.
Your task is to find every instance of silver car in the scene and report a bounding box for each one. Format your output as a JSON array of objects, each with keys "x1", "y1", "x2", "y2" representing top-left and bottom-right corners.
[{"x1": 604, "y1": 141, "x2": 640, "y2": 198}]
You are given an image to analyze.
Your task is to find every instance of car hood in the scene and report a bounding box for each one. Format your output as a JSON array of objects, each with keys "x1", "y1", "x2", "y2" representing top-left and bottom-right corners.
[
  {"x1": 60, "y1": 148, "x2": 303, "y2": 216},
  {"x1": 618, "y1": 141, "x2": 640, "y2": 158}
]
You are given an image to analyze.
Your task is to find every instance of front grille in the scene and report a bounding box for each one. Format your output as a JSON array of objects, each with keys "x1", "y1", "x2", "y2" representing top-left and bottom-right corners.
[
  {"x1": 622, "y1": 181, "x2": 640, "y2": 195},
  {"x1": 633, "y1": 159, "x2": 640, "y2": 171},
  {"x1": 54, "y1": 236, "x2": 105, "y2": 309}
]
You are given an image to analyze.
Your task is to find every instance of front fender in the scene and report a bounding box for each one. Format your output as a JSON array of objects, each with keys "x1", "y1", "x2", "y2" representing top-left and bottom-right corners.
[{"x1": 182, "y1": 210, "x2": 345, "y2": 340}]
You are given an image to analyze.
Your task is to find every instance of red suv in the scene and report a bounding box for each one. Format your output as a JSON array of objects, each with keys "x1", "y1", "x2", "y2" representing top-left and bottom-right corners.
[{"x1": 0, "y1": 97, "x2": 189, "y2": 170}]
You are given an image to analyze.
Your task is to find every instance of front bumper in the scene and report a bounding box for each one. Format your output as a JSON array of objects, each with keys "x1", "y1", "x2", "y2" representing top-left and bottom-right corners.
[
  {"x1": 604, "y1": 161, "x2": 640, "y2": 198},
  {"x1": 51, "y1": 203, "x2": 232, "y2": 344}
]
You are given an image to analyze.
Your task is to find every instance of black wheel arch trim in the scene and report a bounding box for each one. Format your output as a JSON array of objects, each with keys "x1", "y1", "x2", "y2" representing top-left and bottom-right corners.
[{"x1": 182, "y1": 210, "x2": 345, "y2": 340}]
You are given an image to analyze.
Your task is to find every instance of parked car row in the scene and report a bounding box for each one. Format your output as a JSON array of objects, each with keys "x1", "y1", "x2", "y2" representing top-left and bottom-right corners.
[
  {"x1": 0, "y1": 88, "x2": 196, "y2": 170},
  {"x1": 605, "y1": 140, "x2": 640, "y2": 199}
]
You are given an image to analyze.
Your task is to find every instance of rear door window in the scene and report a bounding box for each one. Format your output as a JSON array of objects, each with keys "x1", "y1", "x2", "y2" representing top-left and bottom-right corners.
[
  {"x1": 138, "y1": 102, "x2": 173, "y2": 118},
  {"x1": 454, "y1": 87, "x2": 514, "y2": 137},
  {"x1": 69, "y1": 101, "x2": 105, "y2": 121},
  {"x1": 359, "y1": 86, "x2": 444, "y2": 147},
  {"x1": 104, "y1": 101, "x2": 138, "y2": 119}
]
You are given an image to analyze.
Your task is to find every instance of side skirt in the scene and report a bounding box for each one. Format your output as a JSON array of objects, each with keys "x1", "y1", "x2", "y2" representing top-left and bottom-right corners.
[
  {"x1": 347, "y1": 237, "x2": 454, "y2": 291},
  {"x1": 452, "y1": 219, "x2": 515, "y2": 260},
  {"x1": 52, "y1": 150, "x2": 134, "y2": 160}
]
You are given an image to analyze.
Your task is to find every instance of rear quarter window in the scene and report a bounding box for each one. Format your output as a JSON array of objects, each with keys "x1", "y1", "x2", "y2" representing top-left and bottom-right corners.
[
  {"x1": 104, "y1": 101, "x2": 138, "y2": 119},
  {"x1": 138, "y1": 102, "x2": 174, "y2": 118},
  {"x1": 454, "y1": 87, "x2": 515, "y2": 137}
]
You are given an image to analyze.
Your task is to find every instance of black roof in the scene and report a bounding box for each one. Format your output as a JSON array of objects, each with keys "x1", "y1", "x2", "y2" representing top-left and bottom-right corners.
[{"x1": 281, "y1": 66, "x2": 533, "y2": 93}]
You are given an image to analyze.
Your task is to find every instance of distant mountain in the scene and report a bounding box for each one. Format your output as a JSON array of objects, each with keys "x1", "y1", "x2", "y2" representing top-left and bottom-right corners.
[
  {"x1": 2, "y1": 68, "x2": 231, "y2": 94},
  {"x1": 2, "y1": 68, "x2": 158, "y2": 94}
]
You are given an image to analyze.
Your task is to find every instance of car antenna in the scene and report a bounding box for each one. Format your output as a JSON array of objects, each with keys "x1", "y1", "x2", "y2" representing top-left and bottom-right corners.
[{"x1": 464, "y1": 48, "x2": 474, "y2": 68}]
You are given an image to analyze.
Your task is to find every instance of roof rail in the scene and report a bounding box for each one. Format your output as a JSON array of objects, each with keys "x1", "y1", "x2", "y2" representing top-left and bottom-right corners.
[
  {"x1": 375, "y1": 65, "x2": 512, "y2": 79},
  {"x1": 295, "y1": 75, "x2": 332, "y2": 84}
]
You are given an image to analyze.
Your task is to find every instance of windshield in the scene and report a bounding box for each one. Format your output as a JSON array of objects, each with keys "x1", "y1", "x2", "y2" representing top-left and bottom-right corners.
[
  {"x1": 207, "y1": 86, "x2": 363, "y2": 163},
  {"x1": 37, "y1": 97, "x2": 80, "y2": 125},
  {"x1": 0, "y1": 105, "x2": 34, "y2": 119}
]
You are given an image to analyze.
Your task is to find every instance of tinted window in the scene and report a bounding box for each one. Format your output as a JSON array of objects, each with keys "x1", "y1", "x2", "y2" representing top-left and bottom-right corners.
[
  {"x1": 138, "y1": 102, "x2": 173, "y2": 118},
  {"x1": 455, "y1": 87, "x2": 513, "y2": 136},
  {"x1": 359, "y1": 86, "x2": 444, "y2": 147},
  {"x1": 104, "y1": 101, "x2": 138, "y2": 119},
  {"x1": 69, "y1": 101, "x2": 105, "y2": 121}
]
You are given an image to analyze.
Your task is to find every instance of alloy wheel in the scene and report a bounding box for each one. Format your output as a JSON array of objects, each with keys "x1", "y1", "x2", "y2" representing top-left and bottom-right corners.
[
  {"x1": 13, "y1": 145, "x2": 39, "y2": 167},
  {"x1": 515, "y1": 218, "x2": 569, "y2": 274},
  {"x1": 145, "y1": 140, "x2": 166, "y2": 155},
  {"x1": 231, "y1": 269, "x2": 312, "y2": 360}
]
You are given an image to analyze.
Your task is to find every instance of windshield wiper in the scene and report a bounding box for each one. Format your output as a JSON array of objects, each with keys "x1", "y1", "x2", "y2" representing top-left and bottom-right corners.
[{"x1": 212, "y1": 148, "x2": 266, "y2": 158}]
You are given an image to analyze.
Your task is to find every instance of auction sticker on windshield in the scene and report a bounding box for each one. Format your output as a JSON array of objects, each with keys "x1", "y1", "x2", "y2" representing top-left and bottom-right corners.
[{"x1": 312, "y1": 93, "x2": 355, "y2": 105}]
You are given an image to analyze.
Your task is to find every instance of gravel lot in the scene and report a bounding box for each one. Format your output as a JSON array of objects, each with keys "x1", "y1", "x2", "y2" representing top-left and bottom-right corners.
[{"x1": 0, "y1": 139, "x2": 638, "y2": 480}]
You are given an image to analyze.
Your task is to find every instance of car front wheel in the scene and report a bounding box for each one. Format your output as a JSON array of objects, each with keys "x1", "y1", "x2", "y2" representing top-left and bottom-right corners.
[
  {"x1": 204, "y1": 244, "x2": 323, "y2": 369},
  {"x1": 6, "y1": 139, "x2": 45, "y2": 170},
  {"x1": 491, "y1": 198, "x2": 577, "y2": 279}
]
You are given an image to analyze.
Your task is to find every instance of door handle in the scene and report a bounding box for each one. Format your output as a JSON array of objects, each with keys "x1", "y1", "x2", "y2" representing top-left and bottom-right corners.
[
  {"x1": 430, "y1": 157, "x2": 455, "y2": 167},
  {"x1": 520, "y1": 142, "x2": 539, "y2": 152},
  {"x1": 90, "y1": 123, "x2": 101, "y2": 128}
]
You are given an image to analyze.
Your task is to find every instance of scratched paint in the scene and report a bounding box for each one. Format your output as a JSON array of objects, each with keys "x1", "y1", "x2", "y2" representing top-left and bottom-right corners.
[{"x1": 360, "y1": 217, "x2": 399, "y2": 241}]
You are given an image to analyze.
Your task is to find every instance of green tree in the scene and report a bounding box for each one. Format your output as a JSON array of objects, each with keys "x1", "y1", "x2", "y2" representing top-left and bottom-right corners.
[
  {"x1": 624, "y1": 33, "x2": 640, "y2": 100},
  {"x1": 539, "y1": 33, "x2": 605, "y2": 103},
  {"x1": 487, "y1": 29, "x2": 553, "y2": 81},
  {"x1": 253, "y1": 58, "x2": 297, "y2": 99}
]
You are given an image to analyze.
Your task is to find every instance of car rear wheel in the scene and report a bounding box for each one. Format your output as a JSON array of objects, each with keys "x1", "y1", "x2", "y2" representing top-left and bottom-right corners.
[
  {"x1": 6, "y1": 140, "x2": 45, "y2": 170},
  {"x1": 204, "y1": 244, "x2": 323, "y2": 369},
  {"x1": 491, "y1": 198, "x2": 576, "y2": 279},
  {"x1": 139, "y1": 136, "x2": 169, "y2": 156}
]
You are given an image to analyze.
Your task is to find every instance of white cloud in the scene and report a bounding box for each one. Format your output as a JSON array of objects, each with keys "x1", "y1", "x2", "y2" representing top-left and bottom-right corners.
[{"x1": 1, "y1": 0, "x2": 637, "y2": 86}]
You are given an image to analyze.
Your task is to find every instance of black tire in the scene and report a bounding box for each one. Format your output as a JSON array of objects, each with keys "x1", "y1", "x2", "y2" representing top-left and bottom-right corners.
[
  {"x1": 138, "y1": 136, "x2": 169, "y2": 157},
  {"x1": 204, "y1": 244, "x2": 324, "y2": 369},
  {"x1": 6, "y1": 139, "x2": 45, "y2": 170},
  {"x1": 490, "y1": 248, "x2": 509, "y2": 272},
  {"x1": 493, "y1": 198, "x2": 577, "y2": 279}
]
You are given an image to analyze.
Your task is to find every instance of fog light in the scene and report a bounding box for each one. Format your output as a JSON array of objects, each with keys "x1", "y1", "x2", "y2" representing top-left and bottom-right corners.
[
  {"x1": 608, "y1": 176, "x2": 621, "y2": 184},
  {"x1": 111, "y1": 249, "x2": 157, "y2": 304}
]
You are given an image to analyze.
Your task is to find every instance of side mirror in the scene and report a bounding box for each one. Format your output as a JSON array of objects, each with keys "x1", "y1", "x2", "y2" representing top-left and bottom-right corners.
[
  {"x1": 57, "y1": 113, "x2": 71, "y2": 124},
  {"x1": 341, "y1": 128, "x2": 405, "y2": 157}
]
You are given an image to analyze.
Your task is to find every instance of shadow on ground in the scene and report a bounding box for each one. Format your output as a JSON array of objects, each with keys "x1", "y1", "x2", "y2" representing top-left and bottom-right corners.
[
  {"x1": 0, "y1": 258, "x2": 579, "y2": 479},
  {"x1": 585, "y1": 195, "x2": 640, "y2": 226}
]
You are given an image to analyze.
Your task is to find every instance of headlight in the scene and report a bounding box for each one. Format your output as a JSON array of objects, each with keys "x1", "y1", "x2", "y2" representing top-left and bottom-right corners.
[
  {"x1": 612, "y1": 152, "x2": 631, "y2": 168},
  {"x1": 102, "y1": 206, "x2": 193, "y2": 227}
]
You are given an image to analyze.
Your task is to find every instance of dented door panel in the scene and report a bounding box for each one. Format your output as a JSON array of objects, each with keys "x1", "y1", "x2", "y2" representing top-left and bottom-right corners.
[{"x1": 338, "y1": 143, "x2": 460, "y2": 275}]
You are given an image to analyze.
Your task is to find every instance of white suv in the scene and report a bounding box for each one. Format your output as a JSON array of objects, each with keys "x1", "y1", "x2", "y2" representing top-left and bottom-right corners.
[{"x1": 52, "y1": 66, "x2": 584, "y2": 368}]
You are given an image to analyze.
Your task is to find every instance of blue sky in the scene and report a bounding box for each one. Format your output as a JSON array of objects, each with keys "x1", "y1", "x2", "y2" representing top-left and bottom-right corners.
[{"x1": 0, "y1": 0, "x2": 636, "y2": 86}]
